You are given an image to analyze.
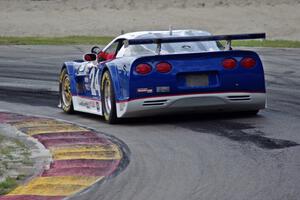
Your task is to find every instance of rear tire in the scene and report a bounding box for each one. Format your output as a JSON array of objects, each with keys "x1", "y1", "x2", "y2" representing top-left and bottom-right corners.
[
  {"x1": 101, "y1": 71, "x2": 118, "y2": 124},
  {"x1": 60, "y1": 68, "x2": 74, "y2": 113}
]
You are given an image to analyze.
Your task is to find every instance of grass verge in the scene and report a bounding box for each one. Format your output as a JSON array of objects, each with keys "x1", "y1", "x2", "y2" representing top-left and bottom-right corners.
[
  {"x1": 232, "y1": 40, "x2": 300, "y2": 48},
  {"x1": 0, "y1": 177, "x2": 17, "y2": 195},
  {"x1": 0, "y1": 36, "x2": 114, "y2": 45},
  {"x1": 0, "y1": 36, "x2": 299, "y2": 48}
]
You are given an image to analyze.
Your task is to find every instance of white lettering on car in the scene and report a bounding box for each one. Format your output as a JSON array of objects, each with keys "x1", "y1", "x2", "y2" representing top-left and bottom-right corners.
[{"x1": 89, "y1": 67, "x2": 101, "y2": 96}]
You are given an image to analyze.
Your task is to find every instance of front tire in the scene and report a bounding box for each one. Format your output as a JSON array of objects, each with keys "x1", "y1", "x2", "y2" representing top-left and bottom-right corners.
[
  {"x1": 101, "y1": 70, "x2": 118, "y2": 124},
  {"x1": 60, "y1": 68, "x2": 74, "y2": 113}
]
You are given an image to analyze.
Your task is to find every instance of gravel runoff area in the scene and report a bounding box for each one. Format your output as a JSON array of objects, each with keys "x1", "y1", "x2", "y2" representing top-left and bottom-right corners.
[
  {"x1": 0, "y1": 122, "x2": 50, "y2": 195},
  {"x1": 0, "y1": 0, "x2": 300, "y2": 40}
]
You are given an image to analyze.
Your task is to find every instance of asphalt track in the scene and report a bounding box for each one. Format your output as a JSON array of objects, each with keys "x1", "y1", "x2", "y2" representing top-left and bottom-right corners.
[{"x1": 0, "y1": 46, "x2": 300, "y2": 200}]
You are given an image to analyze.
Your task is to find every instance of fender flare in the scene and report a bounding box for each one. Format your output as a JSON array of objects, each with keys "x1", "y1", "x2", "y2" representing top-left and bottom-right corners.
[
  {"x1": 60, "y1": 62, "x2": 77, "y2": 95},
  {"x1": 100, "y1": 63, "x2": 122, "y2": 101}
]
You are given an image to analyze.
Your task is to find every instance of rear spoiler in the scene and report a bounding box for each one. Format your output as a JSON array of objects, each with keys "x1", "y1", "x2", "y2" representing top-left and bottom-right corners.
[{"x1": 124, "y1": 33, "x2": 266, "y2": 54}]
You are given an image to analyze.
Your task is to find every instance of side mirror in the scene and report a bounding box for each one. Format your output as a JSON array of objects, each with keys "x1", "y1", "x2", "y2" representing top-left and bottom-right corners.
[
  {"x1": 83, "y1": 53, "x2": 97, "y2": 62},
  {"x1": 91, "y1": 46, "x2": 101, "y2": 54}
]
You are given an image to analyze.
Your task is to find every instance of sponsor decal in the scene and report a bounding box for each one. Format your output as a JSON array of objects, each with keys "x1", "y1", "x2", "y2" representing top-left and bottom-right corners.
[
  {"x1": 119, "y1": 102, "x2": 126, "y2": 111},
  {"x1": 156, "y1": 86, "x2": 170, "y2": 93},
  {"x1": 137, "y1": 88, "x2": 153, "y2": 93},
  {"x1": 96, "y1": 102, "x2": 100, "y2": 112},
  {"x1": 78, "y1": 99, "x2": 96, "y2": 109}
]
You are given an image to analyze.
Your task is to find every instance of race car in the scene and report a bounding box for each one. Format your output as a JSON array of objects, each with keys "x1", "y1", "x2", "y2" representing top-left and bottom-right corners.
[{"x1": 59, "y1": 30, "x2": 266, "y2": 123}]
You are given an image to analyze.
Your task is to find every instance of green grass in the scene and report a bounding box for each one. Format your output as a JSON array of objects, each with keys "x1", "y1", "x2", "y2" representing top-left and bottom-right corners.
[
  {"x1": 0, "y1": 177, "x2": 18, "y2": 195},
  {"x1": 0, "y1": 36, "x2": 114, "y2": 45},
  {"x1": 232, "y1": 40, "x2": 300, "y2": 48},
  {"x1": 0, "y1": 36, "x2": 299, "y2": 48}
]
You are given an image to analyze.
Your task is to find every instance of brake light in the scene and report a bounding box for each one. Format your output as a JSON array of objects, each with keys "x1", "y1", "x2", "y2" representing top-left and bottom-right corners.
[
  {"x1": 222, "y1": 58, "x2": 237, "y2": 69},
  {"x1": 135, "y1": 64, "x2": 152, "y2": 75},
  {"x1": 156, "y1": 62, "x2": 172, "y2": 73},
  {"x1": 241, "y1": 57, "x2": 256, "y2": 69}
]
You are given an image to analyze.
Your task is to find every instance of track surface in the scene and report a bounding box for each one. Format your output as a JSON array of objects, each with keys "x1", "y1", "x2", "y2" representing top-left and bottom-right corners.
[{"x1": 0, "y1": 46, "x2": 300, "y2": 200}]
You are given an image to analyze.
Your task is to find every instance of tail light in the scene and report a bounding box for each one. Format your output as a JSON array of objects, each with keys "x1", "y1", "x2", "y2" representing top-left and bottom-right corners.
[
  {"x1": 241, "y1": 57, "x2": 256, "y2": 69},
  {"x1": 135, "y1": 64, "x2": 152, "y2": 75},
  {"x1": 156, "y1": 62, "x2": 172, "y2": 73},
  {"x1": 222, "y1": 58, "x2": 237, "y2": 69}
]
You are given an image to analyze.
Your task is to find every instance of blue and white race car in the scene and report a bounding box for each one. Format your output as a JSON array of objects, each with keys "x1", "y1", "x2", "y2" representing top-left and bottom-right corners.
[{"x1": 59, "y1": 30, "x2": 266, "y2": 123}]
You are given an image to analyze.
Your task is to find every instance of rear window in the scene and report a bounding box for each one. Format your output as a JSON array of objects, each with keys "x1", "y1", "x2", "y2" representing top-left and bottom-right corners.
[{"x1": 123, "y1": 41, "x2": 221, "y2": 57}]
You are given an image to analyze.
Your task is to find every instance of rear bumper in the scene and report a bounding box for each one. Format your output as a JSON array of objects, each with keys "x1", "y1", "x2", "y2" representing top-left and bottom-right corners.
[{"x1": 116, "y1": 92, "x2": 266, "y2": 118}]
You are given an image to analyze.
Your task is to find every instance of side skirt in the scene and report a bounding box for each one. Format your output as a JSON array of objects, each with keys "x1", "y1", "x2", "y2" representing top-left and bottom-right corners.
[{"x1": 72, "y1": 96, "x2": 103, "y2": 116}]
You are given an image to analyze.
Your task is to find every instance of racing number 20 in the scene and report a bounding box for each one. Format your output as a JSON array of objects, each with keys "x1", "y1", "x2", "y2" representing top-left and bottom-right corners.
[{"x1": 89, "y1": 67, "x2": 101, "y2": 96}]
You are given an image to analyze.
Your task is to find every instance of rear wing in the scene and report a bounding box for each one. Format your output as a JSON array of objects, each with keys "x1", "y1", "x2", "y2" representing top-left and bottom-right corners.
[{"x1": 123, "y1": 33, "x2": 266, "y2": 54}]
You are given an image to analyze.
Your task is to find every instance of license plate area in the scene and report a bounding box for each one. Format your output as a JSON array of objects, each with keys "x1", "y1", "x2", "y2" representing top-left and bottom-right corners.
[{"x1": 185, "y1": 74, "x2": 209, "y2": 87}]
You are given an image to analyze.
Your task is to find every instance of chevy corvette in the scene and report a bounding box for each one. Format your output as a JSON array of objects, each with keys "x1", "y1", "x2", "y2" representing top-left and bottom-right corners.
[{"x1": 59, "y1": 30, "x2": 266, "y2": 123}]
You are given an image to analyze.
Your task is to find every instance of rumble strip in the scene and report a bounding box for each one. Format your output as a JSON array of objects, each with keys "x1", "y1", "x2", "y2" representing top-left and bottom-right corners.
[{"x1": 0, "y1": 112, "x2": 128, "y2": 200}]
